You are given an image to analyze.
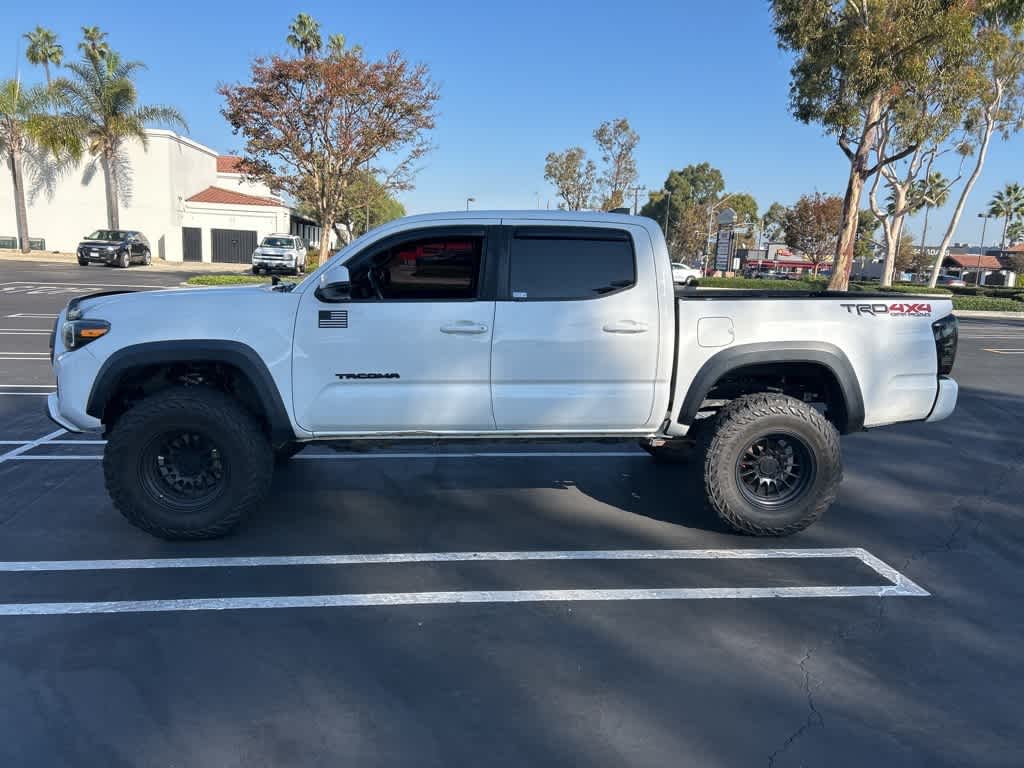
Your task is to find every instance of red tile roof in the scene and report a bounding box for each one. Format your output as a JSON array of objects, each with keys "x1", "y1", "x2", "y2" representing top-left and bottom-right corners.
[
  {"x1": 216, "y1": 155, "x2": 243, "y2": 173},
  {"x1": 186, "y1": 186, "x2": 283, "y2": 207},
  {"x1": 946, "y1": 252, "x2": 1004, "y2": 269},
  {"x1": 1007, "y1": 244, "x2": 1024, "y2": 253}
]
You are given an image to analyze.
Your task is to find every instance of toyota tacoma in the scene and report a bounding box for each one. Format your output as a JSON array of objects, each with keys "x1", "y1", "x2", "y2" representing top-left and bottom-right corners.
[{"x1": 47, "y1": 211, "x2": 959, "y2": 539}]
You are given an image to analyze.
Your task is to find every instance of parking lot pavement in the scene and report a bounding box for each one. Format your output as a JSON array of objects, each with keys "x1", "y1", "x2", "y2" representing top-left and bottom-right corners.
[{"x1": 1, "y1": 260, "x2": 1023, "y2": 766}]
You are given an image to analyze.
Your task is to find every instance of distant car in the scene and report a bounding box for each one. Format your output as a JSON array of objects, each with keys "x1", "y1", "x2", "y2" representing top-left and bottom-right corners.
[
  {"x1": 936, "y1": 275, "x2": 967, "y2": 288},
  {"x1": 252, "y1": 234, "x2": 306, "y2": 275},
  {"x1": 77, "y1": 230, "x2": 151, "y2": 268},
  {"x1": 671, "y1": 262, "x2": 701, "y2": 285}
]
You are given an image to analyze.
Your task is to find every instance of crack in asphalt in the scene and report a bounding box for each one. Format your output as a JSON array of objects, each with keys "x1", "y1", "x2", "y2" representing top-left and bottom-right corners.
[{"x1": 766, "y1": 425, "x2": 1024, "y2": 766}]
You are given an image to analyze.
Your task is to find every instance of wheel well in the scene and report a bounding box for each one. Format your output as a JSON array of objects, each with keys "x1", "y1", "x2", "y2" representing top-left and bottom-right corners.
[
  {"x1": 698, "y1": 362, "x2": 850, "y2": 432},
  {"x1": 100, "y1": 361, "x2": 271, "y2": 436}
]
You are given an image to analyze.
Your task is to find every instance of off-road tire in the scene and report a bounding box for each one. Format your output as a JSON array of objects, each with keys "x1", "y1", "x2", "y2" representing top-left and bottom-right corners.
[
  {"x1": 701, "y1": 393, "x2": 841, "y2": 536},
  {"x1": 104, "y1": 386, "x2": 273, "y2": 540},
  {"x1": 275, "y1": 442, "x2": 305, "y2": 463}
]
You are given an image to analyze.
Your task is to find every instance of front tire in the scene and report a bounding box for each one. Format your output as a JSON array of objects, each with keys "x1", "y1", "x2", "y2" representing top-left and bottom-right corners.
[
  {"x1": 685, "y1": 276, "x2": 698, "y2": 286},
  {"x1": 702, "y1": 393, "x2": 841, "y2": 536},
  {"x1": 77, "y1": 259, "x2": 88, "y2": 266},
  {"x1": 142, "y1": 248, "x2": 151, "y2": 266},
  {"x1": 119, "y1": 250, "x2": 130, "y2": 268},
  {"x1": 104, "y1": 387, "x2": 274, "y2": 540}
]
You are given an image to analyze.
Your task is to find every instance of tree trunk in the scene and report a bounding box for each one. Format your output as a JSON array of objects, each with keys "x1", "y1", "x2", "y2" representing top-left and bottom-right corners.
[
  {"x1": 8, "y1": 146, "x2": 31, "y2": 253},
  {"x1": 319, "y1": 214, "x2": 333, "y2": 265},
  {"x1": 928, "y1": 81, "x2": 1002, "y2": 288},
  {"x1": 100, "y1": 152, "x2": 120, "y2": 230},
  {"x1": 1000, "y1": 216, "x2": 1009, "y2": 251}
]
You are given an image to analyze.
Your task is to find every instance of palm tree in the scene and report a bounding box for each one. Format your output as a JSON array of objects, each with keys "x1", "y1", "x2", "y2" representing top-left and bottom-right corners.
[
  {"x1": 0, "y1": 80, "x2": 80, "y2": 252},
  {"x1": 24, "y1": 27, "x2": 64, "y2": 87},
  {"x1": 287, "y1": 14, "x2": 322, "y2": 55},
  {"x1": 326, "y1": 33, "x2": 346, "y2": 59},
  {"x1": 988, "y1": 182, "x2": 1024, "y2": 250},
  {"x1": 55, "y1": 51, "x2": 186, "y2": 229},
  {"x1": 1008, "y1": 220, "x2": 1024, "y2": 246},
  {"x1": 914, "y1": 171, "x2": 951, "y2": 269},
  {"x1": 78, "y1": 26, "x2": 110, "y2": 62}
]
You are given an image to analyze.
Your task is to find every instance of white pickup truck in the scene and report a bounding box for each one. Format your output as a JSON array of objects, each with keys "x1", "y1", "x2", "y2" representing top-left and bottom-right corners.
[{"x1": 47, "y1": 211, "x2": 959, "y2": 540}]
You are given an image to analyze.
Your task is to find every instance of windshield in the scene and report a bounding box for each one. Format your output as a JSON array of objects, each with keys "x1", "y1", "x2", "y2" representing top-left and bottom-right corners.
[
  {"x1": 261, "y1": 237, "x2": 294, "y2": 248},
  {"x1": 87, "y1": 230, "x2": 129, "y2": 241}
]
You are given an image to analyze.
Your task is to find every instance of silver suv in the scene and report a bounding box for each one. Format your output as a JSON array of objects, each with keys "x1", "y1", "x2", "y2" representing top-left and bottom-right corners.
[{"x1": 252, "y1": 234, "x2": 306, "y2": 275}]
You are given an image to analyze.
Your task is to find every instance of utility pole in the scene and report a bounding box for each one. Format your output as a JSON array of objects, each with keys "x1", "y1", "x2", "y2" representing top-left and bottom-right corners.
[
  {"x1": 663, "y1": 192, "x2": 673, "y2": 236},
  {"x1": 628, "y1": 185, "x2": 646, "y2": 215}
]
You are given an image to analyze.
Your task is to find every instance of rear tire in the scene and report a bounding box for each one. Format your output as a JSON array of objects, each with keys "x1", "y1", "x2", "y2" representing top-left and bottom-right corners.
[
  {"x1": 701, "y1": 393, "x2": 841, "y2": 536},
  {"x1": 104, "y1": 386, "x2": 273, "y2": 540}
]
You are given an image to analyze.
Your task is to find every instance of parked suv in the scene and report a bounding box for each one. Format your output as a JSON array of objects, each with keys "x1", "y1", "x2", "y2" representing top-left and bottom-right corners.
[
  {"x1": 77, "y1": 230, "x2": 151, "y2": 268},
  {"x1": 252, "y1": 234, "x2": 306, "y2": 275}
]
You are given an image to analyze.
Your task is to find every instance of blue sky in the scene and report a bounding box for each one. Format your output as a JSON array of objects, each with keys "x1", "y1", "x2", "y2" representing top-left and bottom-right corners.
[{"x1": 6, "y1": 0, "x2": 1023, "y2": 245}]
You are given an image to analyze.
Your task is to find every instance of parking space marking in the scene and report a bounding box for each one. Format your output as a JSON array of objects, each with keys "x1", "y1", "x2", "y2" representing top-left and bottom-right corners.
[
  {"x1": 5, "y1": 313, "x2": 58, "y2": 319},
  {"x1": 982, "y1": 348, "x2": 1024, "y2": 354},
  {"x1": 0, "y1": 392, "x2": 53, "y2": 396},
  {"x1": 0, "y1": 547, "x2": 927, "y2": 615},
  {"x1": 0, "y1": 428, "x2": 66, "y2": 464}
]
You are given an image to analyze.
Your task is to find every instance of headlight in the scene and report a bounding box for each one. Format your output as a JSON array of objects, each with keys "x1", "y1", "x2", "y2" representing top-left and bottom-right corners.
[{"x1": 62, "y1": 319, "x2": 110, "y2": 350}]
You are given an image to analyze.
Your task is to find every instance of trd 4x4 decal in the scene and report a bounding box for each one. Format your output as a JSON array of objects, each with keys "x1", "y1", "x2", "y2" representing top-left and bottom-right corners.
[{"x1": 840, "y1": 303, "x2": 932, "y2": 317}]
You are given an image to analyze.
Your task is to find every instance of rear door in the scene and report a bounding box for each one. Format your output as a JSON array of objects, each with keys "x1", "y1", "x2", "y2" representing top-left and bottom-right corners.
[
  {"x1": 292, "y1": 224, "x2": 499, "y2": 433},
  {"x1": 490, "y1": 222, "x2": 661, "y2": 431}
]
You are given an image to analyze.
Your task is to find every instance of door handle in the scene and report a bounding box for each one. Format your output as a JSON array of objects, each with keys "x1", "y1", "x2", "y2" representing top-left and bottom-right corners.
[
  {"x1": 441, "y1": 321, "x2": 489, "y2": 335},
  {"x1": 602, "y1": 320, "x2": 649, "y2": 334}
]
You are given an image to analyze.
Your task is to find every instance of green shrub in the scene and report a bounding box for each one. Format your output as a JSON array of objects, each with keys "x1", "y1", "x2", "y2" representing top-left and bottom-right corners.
[
  {"x1": 186, "y1": 275, "x2": 276, "y2": 286},
  {"x1": 849, "y1": 282, "x2": 951, "y2": 295},
  {"x1": 952, "y1": 296, "x2": 1024, "y2": 312},
  {"x1": 304, "y1": 247, "x2": 320, "y2": 272},
  {"x1": 697, "y1": 276, "x2": 826, "y2": 290}
]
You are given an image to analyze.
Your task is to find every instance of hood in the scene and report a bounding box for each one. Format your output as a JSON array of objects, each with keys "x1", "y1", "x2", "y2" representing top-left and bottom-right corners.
[{"x1": 70, "y1": 284, "x2": 274, "y2": 318}]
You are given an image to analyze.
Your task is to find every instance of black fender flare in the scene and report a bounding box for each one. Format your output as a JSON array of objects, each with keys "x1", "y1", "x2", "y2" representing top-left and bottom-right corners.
[
  {"x1": 677, "y1": 341, "x2": 865, "y2": 434},
  {"x1": 86, "y1": 340, "x2": 294, "y2": 441}
]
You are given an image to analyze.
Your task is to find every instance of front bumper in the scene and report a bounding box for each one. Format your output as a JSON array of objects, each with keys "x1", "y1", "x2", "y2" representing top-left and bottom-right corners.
[
  {"x1": 46, "y1": 393, "x2": 82, "y2": 432},
  {"x1": 253, "y1": 259, "x2": 297, "y2": 272},
  {"x1": 926, "y1": 376, "x2": 958, "y2": 423},
  {"x1": 79, "y1": 249, "x2": 120, "y2": 264}
]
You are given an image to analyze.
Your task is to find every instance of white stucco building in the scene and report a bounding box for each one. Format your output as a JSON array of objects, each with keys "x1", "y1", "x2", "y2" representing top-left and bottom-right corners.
[{"x1": 0, "y1": 129, "x2": 323, "y2": 262}]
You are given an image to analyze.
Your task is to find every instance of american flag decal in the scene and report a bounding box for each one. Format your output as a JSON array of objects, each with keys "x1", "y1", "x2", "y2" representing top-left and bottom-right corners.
[{"x1": 318, "y1": 310, "x2": 349, "y2": 329}]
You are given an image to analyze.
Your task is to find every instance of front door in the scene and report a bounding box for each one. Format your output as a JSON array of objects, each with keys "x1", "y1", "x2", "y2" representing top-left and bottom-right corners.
[
  {"x1": 292, "y1": 225, "x2": 497, "y2": 433},
  {"x1": 490, "y1": 223, "x2": 660, "y2": 430}
]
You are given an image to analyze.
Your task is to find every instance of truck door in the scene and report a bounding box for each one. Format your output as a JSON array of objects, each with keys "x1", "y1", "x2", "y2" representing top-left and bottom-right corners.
[
  {"x1": 292, "y1": 225, "x2": 498, "y2": 433},
  {"x1": 490, "y1": 223, "x2": 660, "y2": 430}
]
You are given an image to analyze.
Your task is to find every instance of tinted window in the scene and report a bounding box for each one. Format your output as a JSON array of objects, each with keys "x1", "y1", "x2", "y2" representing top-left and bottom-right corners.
[
  {"x1": 350, "y1": 235, "x2": 483, "y2": 300},
  {"x1": 509, "y1": 228, "x2": 635, "y2": 300},
  {"x1": 261, "y1": 237, "x2": 295, "y2": 247}
]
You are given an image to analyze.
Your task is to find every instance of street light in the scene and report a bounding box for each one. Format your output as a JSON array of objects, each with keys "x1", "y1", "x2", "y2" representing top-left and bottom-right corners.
[
  {"x1": 466, "y1": 197, "x2": 476, "y2": 211},
  {"x1": 977, "y1": 212, "x2": 993, "y2": 286}
]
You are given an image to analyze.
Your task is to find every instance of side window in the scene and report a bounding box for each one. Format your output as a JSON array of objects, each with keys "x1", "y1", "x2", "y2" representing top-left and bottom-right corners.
[
  {"x1": 509, "y1": 228, "x2": 635, "y2": 300},
  {"x1": 350, "y1": 234, "x2": 484, "y2": 300}
]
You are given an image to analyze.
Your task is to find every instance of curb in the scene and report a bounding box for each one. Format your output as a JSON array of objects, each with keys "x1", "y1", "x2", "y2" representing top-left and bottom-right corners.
[{"x1": 953, "y1": 310, "x2": 1024, "y2": 318}]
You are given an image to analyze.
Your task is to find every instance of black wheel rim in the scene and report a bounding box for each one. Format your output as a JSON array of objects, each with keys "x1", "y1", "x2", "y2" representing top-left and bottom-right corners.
[
  {"x1": 735, "y1": 432, "x2": 816, "y2": 510},
  {"x1": 138, "y1": 430, "x2": 228, "y2": 511}
]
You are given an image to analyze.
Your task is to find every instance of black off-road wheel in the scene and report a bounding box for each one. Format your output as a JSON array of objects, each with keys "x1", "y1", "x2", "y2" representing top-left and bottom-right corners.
[
  {"x1": 701, "y1": 393, "x2": 842, "y2": 536},
  {"x1": 104, "y1": 386, "x2": 274, "y2": 540}
]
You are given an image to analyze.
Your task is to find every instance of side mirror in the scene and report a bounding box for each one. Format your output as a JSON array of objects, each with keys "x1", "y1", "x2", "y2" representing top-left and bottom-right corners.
[{"x1": 316, "y1": 264, "x2": 351, "y2": 302}]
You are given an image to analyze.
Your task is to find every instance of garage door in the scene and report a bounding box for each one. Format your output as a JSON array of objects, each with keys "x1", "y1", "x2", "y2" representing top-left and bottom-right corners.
[
  {"x1": 211, "y1": 228, "x2": 257, "y2": 263},
  {"x1": 182, "y1": 227, "x2": 202, "y2": 262}
]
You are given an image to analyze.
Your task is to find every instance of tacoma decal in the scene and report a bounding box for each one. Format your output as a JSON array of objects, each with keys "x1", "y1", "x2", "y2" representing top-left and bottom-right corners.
[
  {"x1": 335, "y1": 372, "x2": 401, "y2": 380},
  {"x1": 840, "y1": 303, "x2": 932, "y2": 317}
]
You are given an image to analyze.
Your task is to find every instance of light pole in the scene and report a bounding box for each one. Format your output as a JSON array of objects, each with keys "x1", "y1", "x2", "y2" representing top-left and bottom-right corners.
[
  {"x1": 466, "y1": 197, "x2": 476, "y2": 211},
  {"x1": 977, "y1": 212, "x2": 992, "y2": 286}
]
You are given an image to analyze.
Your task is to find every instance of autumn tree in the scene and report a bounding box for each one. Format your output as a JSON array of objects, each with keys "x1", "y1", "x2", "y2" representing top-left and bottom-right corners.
[
  {"x1": 220, "y1": 27, "x2": 439, "y2": 263},
  {"x1": 593, "y1": 117, "x2": 638, "y2": 210},
  {"x1": 783, "y1": 193, "x2": 842, "y2": 275},
  {"x1": 772, "y1": 0, "x2": 977, "y2": 290},
  {"x1": 543, "y1": 147, "x2": 597, "y2": 210}
]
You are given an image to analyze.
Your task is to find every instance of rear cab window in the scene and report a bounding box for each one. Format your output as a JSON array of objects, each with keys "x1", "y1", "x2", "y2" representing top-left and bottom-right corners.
[{"x1": 508, "y1": 227, "x2": 636, "y2": 300}]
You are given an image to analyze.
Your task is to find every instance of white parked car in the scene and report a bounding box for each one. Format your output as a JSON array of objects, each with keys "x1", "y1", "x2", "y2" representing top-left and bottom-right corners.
[
  {"x1": 48, "y1": 211, "x2": 958, "y2": 540},
  {"x1": 252, "y1": 234, "x2": 306, "y2": 275},
  {"x1": 671, "y1": 262, "x2": 702, "y2": 285}
]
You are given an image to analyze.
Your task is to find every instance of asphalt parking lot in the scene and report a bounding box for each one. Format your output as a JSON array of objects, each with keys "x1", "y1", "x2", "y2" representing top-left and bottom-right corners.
[{"x1": 1, "y1": 257, "x2": 1022, "y2": 766}]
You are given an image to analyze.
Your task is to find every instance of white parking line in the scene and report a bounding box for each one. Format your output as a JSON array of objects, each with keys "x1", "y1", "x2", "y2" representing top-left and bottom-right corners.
[
  {"x1": 0, "y1": 428, "x2": 66, "y2": 464},
  {"x1": 5, "y1": 313, "x2": 58, "y2": 319},
  {"x1": 982, "y1": 348, "x2": 1024, "y2": 354},
  {"x1": 0, "y1": 392, "x2": 53, "y2": 396},
  {"x1": 0, "y1": 547, "x2": 928, "y2": 615}
]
